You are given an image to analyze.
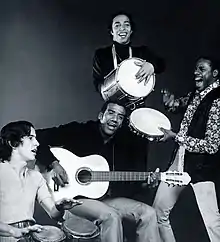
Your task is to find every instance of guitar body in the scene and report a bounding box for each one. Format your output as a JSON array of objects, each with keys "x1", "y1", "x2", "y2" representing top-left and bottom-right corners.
[{"x1": 48, "y1": 147, "x2": 110, "y2": 201}]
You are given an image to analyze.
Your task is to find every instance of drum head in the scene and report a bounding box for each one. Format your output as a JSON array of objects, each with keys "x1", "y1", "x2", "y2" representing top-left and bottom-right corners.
[
  {"x1": 117, "y1": 58, "x2": 155, "y2": 98},
  {"x1": 32, "y1": 226, "x2": 66, "y2": 242},
  {"x1": 63, "y1": 216, "x2": 99, "y2": 239},
  {"x1": 130, "y1": 108, "x2": 171, "y2": 137}
]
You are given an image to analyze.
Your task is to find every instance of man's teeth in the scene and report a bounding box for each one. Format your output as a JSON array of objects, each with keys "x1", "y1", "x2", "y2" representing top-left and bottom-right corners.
[{"x1": 119, "y1": 33, "x2": 127, "y2": 37}]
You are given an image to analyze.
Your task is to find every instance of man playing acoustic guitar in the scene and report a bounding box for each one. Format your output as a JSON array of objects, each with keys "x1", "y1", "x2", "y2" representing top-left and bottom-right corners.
[{"x1": 36, "y1": 100, "x2": 161, "y2": 242}]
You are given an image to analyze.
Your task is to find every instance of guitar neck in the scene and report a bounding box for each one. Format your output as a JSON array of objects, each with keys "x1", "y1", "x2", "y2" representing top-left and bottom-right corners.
[{"x1": 91, "y1": 171, "x2": 160, "y2": 182}]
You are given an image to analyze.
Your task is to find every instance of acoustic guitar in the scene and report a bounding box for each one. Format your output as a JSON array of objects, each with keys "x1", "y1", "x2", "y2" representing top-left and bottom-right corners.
[{"x1": 47, "y1": 147, "x2": 191, "y2": 201}]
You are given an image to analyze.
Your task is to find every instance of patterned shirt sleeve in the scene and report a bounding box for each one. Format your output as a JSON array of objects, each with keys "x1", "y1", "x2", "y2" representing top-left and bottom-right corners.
[
  {"x1": 175, "y1": 98, "x2": 220, "y2": 154},
  {"x1": 166, "y1": 92, "x2": 191, "y2": 113}
]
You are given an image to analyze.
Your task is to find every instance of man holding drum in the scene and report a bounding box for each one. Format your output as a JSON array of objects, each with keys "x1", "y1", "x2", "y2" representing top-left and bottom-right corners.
[
  {"x1": 36, "y1": 100, "x2": 160, "y2": 242},
  {"x1": 153, "y1": 56, "x2": 220, "y2": 242},
  {"x1": 93, "y1": 11, "x2": 165, "y2": 97},
  {"x1": 0, "y1": 121, "x2": 82, "y2": 242}
]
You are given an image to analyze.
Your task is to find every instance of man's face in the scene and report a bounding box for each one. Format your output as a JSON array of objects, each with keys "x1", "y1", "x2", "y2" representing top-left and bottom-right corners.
[
  {"x1": 111, "y1": 14, "x2": 132, "y2": 44},
  {"x1": 15, "y1": 127, "x2": 39, "y2": 162},
  {"x1": 99, "y1": 103, "x2": 126, "y2": 136},
  {"x1": 194, "y1": 58, "x2": 217, "y2": 91}
]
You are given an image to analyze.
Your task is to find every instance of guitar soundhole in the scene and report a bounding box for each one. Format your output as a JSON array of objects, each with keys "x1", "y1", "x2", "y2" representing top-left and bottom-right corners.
[{"x1": 77, "y1": 169, "x2": 92, "y2": 184}]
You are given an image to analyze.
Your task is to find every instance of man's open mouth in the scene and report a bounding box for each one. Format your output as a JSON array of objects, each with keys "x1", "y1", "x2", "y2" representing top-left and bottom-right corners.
[
  {"x1": 118, "y1": 32, "x2": 127, "y2": 38},
  {"x1": 31, "y1": 149, "x2": 37, "y2": 155}
]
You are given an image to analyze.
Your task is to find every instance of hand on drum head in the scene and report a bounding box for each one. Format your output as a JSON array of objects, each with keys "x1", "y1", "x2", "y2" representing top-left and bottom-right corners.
[
  {"x1": 56, "y1": 198, "x2": 83, "y2": 211},
  {"x1": 10, "y1": 225, "x2": 43, "y2": 238},
  {"x1": 27, "y1": 224, "x2": 43, "y2": 233},
  {"x1": 158, "y1": 127, "x2": 176, "y2": 142},
  {"x1": 161, "y1": 89, "x2": 175, "y2": 107},
  {"x1": 134, "y1": 60, "x2": 155, "y2": 85}
]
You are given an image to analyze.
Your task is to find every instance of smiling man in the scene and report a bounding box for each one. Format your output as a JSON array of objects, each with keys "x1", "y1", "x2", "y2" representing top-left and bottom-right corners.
[
  {"x1": 93, "y1": 11, "x2": 165, "y2": 93},
  {"x1": 153, "y1": 57, "x2": 220, "y2": 242},
  {"x1": 36, "y1": 100, "x2": 160, "y2": 242}
]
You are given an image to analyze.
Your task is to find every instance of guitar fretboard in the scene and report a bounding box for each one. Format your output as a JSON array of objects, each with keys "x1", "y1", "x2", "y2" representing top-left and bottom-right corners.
[{"x1": 90, "y1": 171, "x2": 160, "y2": 181}]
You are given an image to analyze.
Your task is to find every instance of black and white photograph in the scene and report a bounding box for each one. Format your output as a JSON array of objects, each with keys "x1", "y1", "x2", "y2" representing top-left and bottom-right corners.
[{"x1": 0, "y1": 1, "x2": 220, "y2": 241}]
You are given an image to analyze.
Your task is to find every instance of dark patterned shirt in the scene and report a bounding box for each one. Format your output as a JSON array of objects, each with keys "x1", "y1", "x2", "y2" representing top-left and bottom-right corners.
[
  {"x1": 168, "y1": 80, "x2": 220, "y2": 170},
  {"x1": 175, "y1": 80, "x2": 220, "y2": 155}
]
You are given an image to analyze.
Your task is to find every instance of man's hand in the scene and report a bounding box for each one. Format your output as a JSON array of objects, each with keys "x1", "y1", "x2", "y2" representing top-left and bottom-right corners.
[
  {"x1": 56, "y1": 198, "x2": 83, "y2": 211},
  {"x1": 10, "y1": 225, "x2": 43, "y2": 238},
  {"x1": 135, "y1": 60, "x2": 155, "y2": 85},
  {"x1": 147, "y1": 168, "x2": 160, "y2": 188},
  {"x1": 159, "y1": 127, "x2": 177, "y2": 142},
  {"x1": 52, "y1": 161, "x2": 69, "y2": 187},
  {"x1": 161, "y1": 89, "x2": 175, "y2": 107},
  {"x1": 142, "y1": 168, "x2": 160, "y2": 188}
]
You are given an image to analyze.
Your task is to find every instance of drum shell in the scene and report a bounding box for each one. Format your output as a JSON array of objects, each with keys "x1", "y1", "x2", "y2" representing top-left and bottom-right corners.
[
  {"x1": 31, "y1": 226, "x2": 66, "y2": 242},
  {"x1": 62, "y1": 216, "x2": 100, "y2": 242},
  {"x1": 100, "y1": 58, "x2": 155, "y2": 109},
  {"x1": 101, "y1": 68, "x2": 139, "y2": 101}
]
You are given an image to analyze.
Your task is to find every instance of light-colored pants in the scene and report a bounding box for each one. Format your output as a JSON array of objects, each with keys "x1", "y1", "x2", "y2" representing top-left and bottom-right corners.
[
  {"x1": 67, "y1": 197, "x2": 160, "y2": 242},
  {"x1": 153, "y1": 181, "x2": 220, "y2": 242}
]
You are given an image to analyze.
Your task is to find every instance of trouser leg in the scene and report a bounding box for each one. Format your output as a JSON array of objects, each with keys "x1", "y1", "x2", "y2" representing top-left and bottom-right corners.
[
  {"x1": 104, "y1": 197, "x2": 160, "y2": 242},
  {"x1": 68, "y1": 198, "x2": 123, "y2": 242},
  {"x1": 153, "y1": 182, "x2": 185, "y2": 242},
  {"x1": 192, "y1": 182, "x2": 220, "y2": 242}
]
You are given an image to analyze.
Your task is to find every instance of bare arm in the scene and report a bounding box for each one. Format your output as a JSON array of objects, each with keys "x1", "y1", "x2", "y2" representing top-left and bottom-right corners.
[{"x1": 37, "y1": 172, "x2": 82, "y2": 220}]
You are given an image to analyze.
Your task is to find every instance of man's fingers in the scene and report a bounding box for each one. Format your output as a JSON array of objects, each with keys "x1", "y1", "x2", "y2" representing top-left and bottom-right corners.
[
  {"x1": 21, "y1": 228, "x2": 30, "y2": 235},
  {"x1": 158, "y1": 127, "x2": 165, "y2": 132},
  {"x1": 137, "y1": 75, "x2": 146, "y2": 83},
  {"x1": 159, "y1": 137, "x2": 166, "y2": 142},
  {"x1": 155, "y1": 168, "x2": 160, "y2": 172},
  {"x1": 144, "y1": 75, "x2": 151, "y2": 85},
  {"x1": 72, "y1": 199, "x2": 83, "y2": 205},
  {"x1": 53, "y1": 174, "x2": 65, "y2": 187},
  {"x1": 61, "y1": 171, "x2": 69, "y2": 184},
  {"x1": 27, "y1": 225, "x2": 43, "y2": 232},
  {"x1": 135, "y1": 69, "x2": 144, "y2": 79},
  {"x1": 147, "y1": 173, "x2": 151, "y2": 184},
  {"x1": 134, "y1": 61, "x2": 143, "y2": 66}
]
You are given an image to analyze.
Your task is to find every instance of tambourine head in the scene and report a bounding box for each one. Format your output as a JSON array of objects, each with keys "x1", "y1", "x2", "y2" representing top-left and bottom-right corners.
[{"x1": 129, "y1": 108, "x2": 171, "y2": 141}]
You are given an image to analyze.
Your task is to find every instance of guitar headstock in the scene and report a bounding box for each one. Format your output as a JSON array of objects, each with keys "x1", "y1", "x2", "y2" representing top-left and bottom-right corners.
[{"x1": 160, "y1": 171, "x2": 191, "y2": 186}]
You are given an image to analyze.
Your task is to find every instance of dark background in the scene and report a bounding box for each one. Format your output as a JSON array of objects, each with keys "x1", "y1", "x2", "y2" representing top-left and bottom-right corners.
[{"x1": 1, "y1": 0, "x2": 220, "y2": 241}]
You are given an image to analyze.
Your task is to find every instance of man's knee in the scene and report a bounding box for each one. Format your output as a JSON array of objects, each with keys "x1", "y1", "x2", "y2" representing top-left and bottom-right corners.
[
  {"x1": 99, "y1": 211, "x2": 122, "y2": 225},
  {"x1": 153, "y1": 201, "x2": 171, "y2": 224},
  {"x1": 141, "y1": 205, "x2": 157, "y2": 221}
]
